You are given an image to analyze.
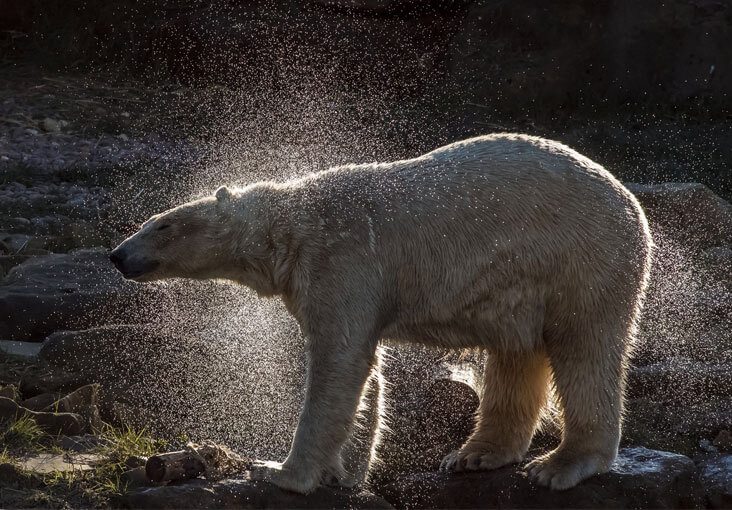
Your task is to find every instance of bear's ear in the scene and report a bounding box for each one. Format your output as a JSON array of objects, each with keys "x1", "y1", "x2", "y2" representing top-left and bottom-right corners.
[{"x1": 215, "y1": 186, "x2": 233, "y2": 203}]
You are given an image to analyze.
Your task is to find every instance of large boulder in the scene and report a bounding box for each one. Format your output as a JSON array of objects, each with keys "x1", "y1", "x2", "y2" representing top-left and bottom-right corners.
[
  {"x1": 624, "y1": 359, "x2": 732, "y2": 453},
  {"x1": 38, "y1": 324, "x2": 194, "y2": 425},
  {"x1": 378, "y1": 447, "x2": 702, "y2": 509},
  {"x1": 625, "y1": 182, "x2": 732, "y2": 251},
  {"x1": 627, "y1": 360, "x2": 732, "y2": 401},
  {"x1": 624, "y1": 393, "x2": 732, "y2": 457},
  {"x1": 0, "y1": 249, "x2": 154, "y2": 341},
  {"x1": 370, "y1": 348, "x2": 481, "y2": 484},
  {"x1": 0, "y1": 396, "x2": 85, "y2": 435},
  {"x1": 703, "y1": 244, "x2": 732, "y2": 279},
  {"x1": 39, "y1": 324, "x2": 170, "y2": 375},
  {"x1": 36, "y1": 318, "x2": 308, "y2": 461},
  {"x1": 121, "y1": 478, "x2": 393, "y2": 509},
  {"x1": 697, "y1": 454, "x2": 732, "y2": 509}
]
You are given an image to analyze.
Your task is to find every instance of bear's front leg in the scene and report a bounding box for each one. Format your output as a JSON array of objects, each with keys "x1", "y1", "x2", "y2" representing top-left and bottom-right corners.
[{"x1": 250, "y1": 333, "x2": 378, "y2": 494}]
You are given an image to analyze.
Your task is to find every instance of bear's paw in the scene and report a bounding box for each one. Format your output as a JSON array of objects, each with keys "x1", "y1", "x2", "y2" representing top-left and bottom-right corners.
[
  {"x1": 525, "y1": 449, "x2": 614, "y2": 490},
  {"x1": 440, "y1": 444, "x2": 524, "y2": 473}
]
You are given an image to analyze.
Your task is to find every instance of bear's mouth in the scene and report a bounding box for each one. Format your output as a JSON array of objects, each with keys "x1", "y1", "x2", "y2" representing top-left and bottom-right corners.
[{"x1": 121, "y1": 260, "x2": 160, "y2": 281}]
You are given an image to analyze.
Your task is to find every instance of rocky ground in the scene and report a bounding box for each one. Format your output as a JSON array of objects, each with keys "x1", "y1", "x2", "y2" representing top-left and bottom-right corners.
[{"x1": 1, "y1": 69, "x2": 731, "y2": 508}]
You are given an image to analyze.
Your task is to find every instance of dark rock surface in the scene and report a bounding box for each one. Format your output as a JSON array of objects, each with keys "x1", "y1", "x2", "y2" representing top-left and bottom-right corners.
[
  {"x1": 625, "y1": 182, "x2": 732, "y2": 251},
  {"x1": 0, "y1": 249, "x2": 153, "y2": 341},
  {"x1": 0, "y1": 396, "x2": 85, "y2": 435},
  {"x1": 697, "y1": 454, "x2": 732, "y2": 509},
  {"x1": 121, "y1": 478, "x2": 393, "y2": 509},
  {"x1": 628, "y1": 360, "x2": 732, "y2": 400},
  {"x1": 39, "y1": 324, "x2": 167, "y2": 374},
  {"x1": 0, "y1": 462, "x2": 42, "y2": 490},
  {"x1": 0, "y1": 384, "x2": 20, "y2": 401},
  {"x1": 38, "y1": 324, "x2": 185, "y2": 425},
  {"x1": 370, "y1": 349, "x2": 481, "y2": 484},
  {"x1": 378, "y1": 447, "x2": 702, "y2": 509}
]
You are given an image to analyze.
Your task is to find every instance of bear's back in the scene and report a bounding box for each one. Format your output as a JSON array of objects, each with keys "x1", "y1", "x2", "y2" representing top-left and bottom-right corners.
[
  {"x1": 278, "y1": 134, "x2": 651, "y2": 350},
  {"x1": 297, "y1": 134, "x2": 642, "y2": 236}
]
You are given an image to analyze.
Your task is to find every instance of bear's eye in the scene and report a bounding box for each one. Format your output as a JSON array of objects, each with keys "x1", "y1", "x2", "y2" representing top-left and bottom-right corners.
[{"x1": 157, "y1": 224, "x2": 171, "y2": 231}]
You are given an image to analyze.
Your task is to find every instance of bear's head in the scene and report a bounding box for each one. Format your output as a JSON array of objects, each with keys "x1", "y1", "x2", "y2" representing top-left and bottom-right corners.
[{"x1": 110, "y1": 185, "x2": 274, "y2": 290}]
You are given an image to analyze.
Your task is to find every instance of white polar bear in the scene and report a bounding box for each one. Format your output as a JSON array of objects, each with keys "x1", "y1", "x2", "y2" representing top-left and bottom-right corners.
[{"x1": 111, "y1": 134, "x2": 653, "y2": 493}]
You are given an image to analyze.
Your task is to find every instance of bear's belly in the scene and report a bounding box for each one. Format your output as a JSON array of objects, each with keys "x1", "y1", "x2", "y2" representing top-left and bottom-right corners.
[
  {"x1": 387, "y1": 310, "x2": 543, "y2": 353},
  {"x1": 384, "y1": 282, "x2": 546, "y2": 353},
  {"x1": 389, "y1": 323, "x2": 496, "y2": 350}
]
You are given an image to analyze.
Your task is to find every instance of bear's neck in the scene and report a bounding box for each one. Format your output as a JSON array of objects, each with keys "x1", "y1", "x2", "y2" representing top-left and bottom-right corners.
[{"x1": 222, "y1": 188, "x2": 311, "y2": 299}]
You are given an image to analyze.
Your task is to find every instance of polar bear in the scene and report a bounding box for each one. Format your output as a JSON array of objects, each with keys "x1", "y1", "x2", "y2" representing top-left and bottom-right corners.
[{"x1": 110, "y1": 134, "x2": 653, "y2": 493}]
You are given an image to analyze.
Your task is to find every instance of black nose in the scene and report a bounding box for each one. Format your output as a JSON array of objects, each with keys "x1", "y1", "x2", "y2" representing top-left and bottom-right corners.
[{"x1": 109, "y1": 249, "x2": 125, "y2": 269}]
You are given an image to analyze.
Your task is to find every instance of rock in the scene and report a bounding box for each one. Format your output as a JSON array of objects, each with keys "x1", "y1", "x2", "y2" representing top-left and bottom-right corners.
[
  {"x1": 110, "y1": 401, "x2": 161, "y2": 430},
  {"x1": 624, "y1": 396, "x2": 732, "y2": 456},
  {"x1": 0, "y1": 396, "x2": 85, "y2": 435},
  {"x1": 703, "y1": 245, "x2": 732, "y2": 285},
  {"x1": 122, "y1": 478, "x2": 393, "y2": 509},
  {"x1": 45, "y1": 383, "x2": 98, "y2": 413},
  {"x1": 697, "y1": 454, "x2": 732, "y2": 509},
  {"x1": 38, "y1": 325, "x2": 191, "y2": 425},
  {"x1": 713, "y1": 430, "x2": 731, "y2": 452},
  {"x1": 19, "y1": 370, "x2": 91, "y2": 399},
  {"x1": 627, "y1": 360, "x2": 732, "y2": 400},
  {"x1": 0, "y1": 249, "x2": 153, "y2": 341},
  {"x1": 20, "y1": 392, "x2": 61, "y2": 411},
  {"x1": 0, "y1": 384, "x2": 20, "y2": 401},
  {"x1": 700, "y1": 439, "x2": 718, "y2": 453},
  {"x1": 0, "y1": 232, "x2": 58, "y2": 256},
  {"x1": 41, "y1": 118, "x2": 61, "y2": 133},
  {"x1": 378, "y1": 447, "x2": 702, "y2": 509},
  {"x1": 0, "y1": 340, "x2": 42, "y2": 357},
  {"x1": 0, "y1": 462, "x2": 42, "y2": 489},
  {"x1": 39, "y1": 324, "x2": 168, "y2": 375},
  {"x1": 60, "y1": 434, "x2": 111, "y2": 453},
  {"x1": 625, "y1": 183, "x2": 732, "y2": 251},
  {"x1": 0, "y1": 255, "x2": 33, "y2": 276},
  {"x1": 19, "y1": 385, "x2": 101, "y2": 431},
  {"x1": 371, "y1": 350, "x2": 480, "y2": 484},
  {"x1": 44, "y1": 384, "x2": 102, "y2": 432},
  {"x1": 18, "y1": 452, "x2": 105, "y2": 474},
  {"x1": 121, "y1": 466, "x2": 153, "y2": 489}
]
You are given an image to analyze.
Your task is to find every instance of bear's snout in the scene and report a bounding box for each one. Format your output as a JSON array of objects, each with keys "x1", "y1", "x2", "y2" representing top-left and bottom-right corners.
[
  {"x1": 109, "y1": 245, "x2": 160, "y2": 280},
  {"x1": 109, "y1": 248, "x2": 125, "y2": 271}
]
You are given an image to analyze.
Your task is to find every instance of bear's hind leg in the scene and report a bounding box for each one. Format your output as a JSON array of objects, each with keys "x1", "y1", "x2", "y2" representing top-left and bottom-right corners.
[
  {"x1": 441, "y1": 351, "x2": 550, "y2": 472},
  {"x1": 527, "y1": 322, "x2": 627, "y2": 490}
]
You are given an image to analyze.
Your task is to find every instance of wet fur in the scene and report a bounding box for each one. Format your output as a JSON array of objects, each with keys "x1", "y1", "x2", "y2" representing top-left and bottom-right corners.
[{"x1": 115, "y1": 134, "x2": 653, "y2": 493}]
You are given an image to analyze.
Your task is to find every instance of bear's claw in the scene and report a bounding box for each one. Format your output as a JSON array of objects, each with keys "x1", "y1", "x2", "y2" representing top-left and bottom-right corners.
[{"x1": 440, "y1": 446, "x2": 523, "y2": 473}]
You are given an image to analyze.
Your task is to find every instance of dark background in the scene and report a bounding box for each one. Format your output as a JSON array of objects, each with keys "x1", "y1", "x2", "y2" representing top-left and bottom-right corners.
[{"x1": 1, "y1": 0, "x2": 731, "y2": 198}]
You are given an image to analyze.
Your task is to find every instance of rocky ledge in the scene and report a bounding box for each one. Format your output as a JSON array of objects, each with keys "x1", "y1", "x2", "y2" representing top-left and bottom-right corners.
[
  {"x1": 120, "y1": 447, "x2": 732, "y2": 509},
  {"x1": 122, "y1": 479, "x2": 393, "y2": 509}
]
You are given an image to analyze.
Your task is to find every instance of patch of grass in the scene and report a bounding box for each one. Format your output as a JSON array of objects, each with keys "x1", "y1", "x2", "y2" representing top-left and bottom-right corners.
[
  {"x1": 0, "y1": 446, "x2": 16, "y2": 465},
  {"x1": 0, "y1": 414, "x2": 45, "y2": 453},
  {"x1": 0, "y1": 421, "x2": 170, "y2": 508},
  {"x1": 98, "y1": 422, "x2": 168, "y2": 462}
]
